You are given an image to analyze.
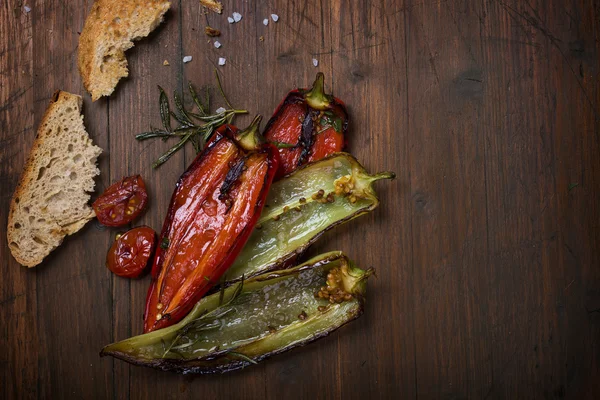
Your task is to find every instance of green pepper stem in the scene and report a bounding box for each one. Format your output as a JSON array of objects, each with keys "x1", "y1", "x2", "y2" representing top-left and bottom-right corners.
[
  {"x1": 305, "y1": 72, "x2": 332, "y2": 110},
  {"x1": 368, "y1": 171, "x2": 396, "y2": 183},
  {"x1": 236, "y1": 115, "x2": 264, "y2": 151}
]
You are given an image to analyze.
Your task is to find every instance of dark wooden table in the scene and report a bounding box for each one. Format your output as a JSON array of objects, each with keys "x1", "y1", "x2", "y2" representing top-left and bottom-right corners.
[{"x1": 1, "y1": 0, "x2": 599, "y2": 398}]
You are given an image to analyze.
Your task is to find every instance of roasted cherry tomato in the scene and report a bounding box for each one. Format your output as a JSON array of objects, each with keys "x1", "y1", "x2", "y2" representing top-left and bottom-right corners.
[
  {"x1": 93, "y1": 175, "x2": 148, "y2": 226},
  {"x1": 107, "y1": 226, "x2": 156, "y2": 278}
]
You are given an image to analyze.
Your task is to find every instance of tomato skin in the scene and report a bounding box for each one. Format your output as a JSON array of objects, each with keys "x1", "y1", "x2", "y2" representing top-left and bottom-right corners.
[
  {"x1": 93, "y1": 175, "x2": 149, "y2": 227},
  {"x1": 107, "y1": 226, "x2": 156, "y2": 278}
]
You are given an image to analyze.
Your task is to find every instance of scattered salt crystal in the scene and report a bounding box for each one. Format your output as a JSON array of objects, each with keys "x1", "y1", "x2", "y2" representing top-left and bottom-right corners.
[
  {"x1": 218, "y1": 57, "x2": 226, "y2": 66},
  {"x1": 263, "y1": 19, "x2": 269, "y2": 26},
  {"x1": 214, "y1": 41, "x2": 222, "y2": 48},
  {"x1": 271, "y1": 14, "x2": 279, "y2": 22},
  {"x1": 312, "y1": 58, "x2": 319, "y2": 67},
  {"x1": 24, "y1": 5, "x2": 31, "y2": 13},
  {"x1": 227, "y1": 17, "x2": 234, "y2": 24},
  {"x1": 216, "y1": 107, "x2": 226, "y2": 114},
  {"x1": 232, "y1": 12, "x2": 242, "y2": 22},
  {"x1": 183, "y1": 56, "x2": 193, "y2": 63}
]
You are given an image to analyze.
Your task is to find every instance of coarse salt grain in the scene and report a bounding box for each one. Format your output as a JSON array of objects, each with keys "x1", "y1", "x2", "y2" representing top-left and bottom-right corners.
[
  {"x1": 183, "y1": 56, "x2": 193, "y2": 63},
  {"x1": 227, "y1": 17, "x2": 234, "y2": 23},
  {"x1": 263, "y1": 18, "x2": 269, "y2": 26},
  {"x1": 233, "y1": 12, "x2": 242, "y2": 22},
  {"x1": 271, "y1": 14, "x2": 279, "y2": 22},
  {"x1": 216, "y1": 107, "x2": 226, "y2": 114},
  {"x1": 312, "y1": 58, "x2": 319, "y2": 67},
  {"x1": 218, "y1": 57, "x2": 226, "y2": 66},
  {"x1": 24, "y1": 5, "x2": 31, "y2": 12},
  {"x1": 214, "y1": 41, "x2": 222, "y2": 48}
]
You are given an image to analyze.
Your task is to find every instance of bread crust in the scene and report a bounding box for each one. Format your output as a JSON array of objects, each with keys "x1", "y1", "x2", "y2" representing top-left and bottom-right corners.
[
  {"x1": 7, "y1": 91, "x2": 102, "y2": 267},
  {"x1": 78, "y1": 0, "x2": 171, "y2": 101}
]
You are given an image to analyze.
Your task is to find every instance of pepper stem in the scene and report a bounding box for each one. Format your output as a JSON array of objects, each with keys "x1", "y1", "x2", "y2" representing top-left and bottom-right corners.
[
  {"x1": 368, "y1": 171, "x2": 396, "y2": 183},
  {"x1": 235, "y1": 115, "x2": 264, "y2": 151},
  {"x1": 305, "y1": 72, "x2": 333, "y2": 110}
]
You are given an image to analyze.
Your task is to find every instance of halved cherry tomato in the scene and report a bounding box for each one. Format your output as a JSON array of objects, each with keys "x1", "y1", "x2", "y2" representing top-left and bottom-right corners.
[
  {"x1": 93, "y1": 175, "x2": 148, "y2": 226},
  {"x1": 107, "y1": 226, "x2": 156, "y2": 278}
]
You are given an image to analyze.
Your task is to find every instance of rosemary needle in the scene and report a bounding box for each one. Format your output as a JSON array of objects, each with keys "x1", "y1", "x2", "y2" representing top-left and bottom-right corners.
[{"x1": 137, "y1": 71, "x2": 247, "y2": 168}]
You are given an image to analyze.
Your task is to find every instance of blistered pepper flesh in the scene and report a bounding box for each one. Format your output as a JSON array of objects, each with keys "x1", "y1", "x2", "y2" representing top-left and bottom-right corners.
[
  {"x1": 102, "y1": 252, "x2": 372, "y2": 374},
  {"x1": 225, "y1": 152, "x2": 394, "y2": 283}
]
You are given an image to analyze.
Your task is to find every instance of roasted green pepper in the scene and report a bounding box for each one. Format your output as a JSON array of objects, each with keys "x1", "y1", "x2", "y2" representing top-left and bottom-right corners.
[
  {"x1": 101, "y1": 252, "x2": 372, "y2": 374},
  {"x1": 225, "y1": 153, "x2": 394, "y2": 283}
]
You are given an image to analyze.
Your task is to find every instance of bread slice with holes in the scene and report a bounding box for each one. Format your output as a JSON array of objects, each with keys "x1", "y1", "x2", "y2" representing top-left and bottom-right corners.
[
  {"x1": 7, "y1": 91, "x2": 103, "y2": 267},
  {"x1": 78, "y1": 0, "x2": 171, "y2": 101}
]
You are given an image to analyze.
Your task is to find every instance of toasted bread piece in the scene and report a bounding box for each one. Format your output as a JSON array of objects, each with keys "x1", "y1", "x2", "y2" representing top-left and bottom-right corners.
[
  {"x1": 7, "y1": 91, "x2": 103, "y2": 267},
  {"x1": 78, "y1": 0, "x2": 171, "y2": 101}
]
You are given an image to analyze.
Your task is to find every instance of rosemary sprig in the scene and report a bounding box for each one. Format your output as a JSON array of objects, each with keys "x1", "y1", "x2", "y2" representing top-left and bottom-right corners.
[
  {"x1": 226, "y1": 351, "x2": 258, "y2": 365},
  {"x1": 214, "y1": 69, "x2": 234, "y2": 110},
  {"x1": 161, "y1": 277, "x2": 245, "y2": 358},
  {"x1": 137, "y1": 71, "x2": 247, "y2": 168},
  {"x1": 270, "y1": 140, "x2": 296, "y2": 149}
]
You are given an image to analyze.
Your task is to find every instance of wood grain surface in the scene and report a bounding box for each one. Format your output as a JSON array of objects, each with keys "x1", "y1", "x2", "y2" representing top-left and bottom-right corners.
[{"x1": 1, "y1": 0, "x2": 599, "y2": 398}]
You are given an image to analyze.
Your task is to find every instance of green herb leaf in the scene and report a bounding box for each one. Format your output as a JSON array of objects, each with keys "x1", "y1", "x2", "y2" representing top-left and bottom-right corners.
[
  {"x1": 270, "y1": 140, "x2": 296, "y2": 149},
  {"x1": 568, "y1": 182, "x2": 579, "y2": 192},
  {"x1": 214, "y1": 69, "x2": 234, "y2": 110},
  {"x1": 136, "y1": 130, "x2": 173, "y2": 140},
  {"x1": 160, "y1": 237, "x2": 170, "y2": 249},
  {"x1": 158, "y1": 86, "x2": 172, "y2": 133},
  {"x1": 140, "y1": 77, "x2": 247, "y2": 168},
  {"x1": 223, "y1": 275, "x2": 244, "y2": 308},
  {"x1": 189, "y1": 82, "x2": 207, "y2": 116},
  {"x1": 226, "y1": 351, "x2": 258, "y2": 365},
  {"x1": 173, "y1": 91, "x2": 193, "y2": 126},
  {"x1": 332, "y1": 117, "x2": 342, "y2": 133},
  {"x1": 205, "y1": 86, "x2": 211, "y2": 114}
]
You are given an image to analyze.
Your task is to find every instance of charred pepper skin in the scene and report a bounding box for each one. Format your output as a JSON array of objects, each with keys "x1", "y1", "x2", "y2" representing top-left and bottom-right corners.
[
  {"x1": 143, "y1": 116, "x2": 279, "y2": 333},
  {"x1": 264, "y1": 73, "x2": 349, "y2": 177},
  {"x1": 101, "y1": 252, "x2": 372, "y2": 374}
]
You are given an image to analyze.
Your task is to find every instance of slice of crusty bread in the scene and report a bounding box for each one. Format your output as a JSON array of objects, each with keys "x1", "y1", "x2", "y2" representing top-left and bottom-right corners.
[
  {"x1": 78, "y1": 0, "x2": 171, "y2": 101},
  {"x1": 7, "y1": 91, "x2": 103, "y2": 267}
]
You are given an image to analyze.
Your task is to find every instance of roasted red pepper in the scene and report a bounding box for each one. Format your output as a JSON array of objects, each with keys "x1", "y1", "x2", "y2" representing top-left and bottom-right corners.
[
  {"x1": 264, "y1": 73, "x2": 348, "y2": 177},
  {"x1": 143, "y1": 116, "x2": 278, "y2": 332}
]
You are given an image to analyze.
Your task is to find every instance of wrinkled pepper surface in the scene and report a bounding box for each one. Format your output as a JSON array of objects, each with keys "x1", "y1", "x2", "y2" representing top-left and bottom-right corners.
[
  {"x1": 225, "y1": 153, "x2": 394, "y2": 283},
  {"x1": 102, "y1": 251, "x2": 372, "y2": 374},
  {"x1": 264, "y1": 73, "x2": 348, "y2": 177},
  {"x1": 144, "y1": 116, "x2": 278, "y2": 333}
]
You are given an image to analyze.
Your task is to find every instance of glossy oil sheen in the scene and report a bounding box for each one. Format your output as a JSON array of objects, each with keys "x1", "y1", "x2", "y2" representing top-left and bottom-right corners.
[
  {"x1": 165, "y1": 265, "x2": 330, "y2": 357},
  {"x1": 107, "y1": 226, "x2": 156, "y2": 278},
  {"x1": 102, "y1": 252, "x2": 366, "y2": 369},
  {"x1": 145, "y1": 133, "x2": 275, "y2": 332}
]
